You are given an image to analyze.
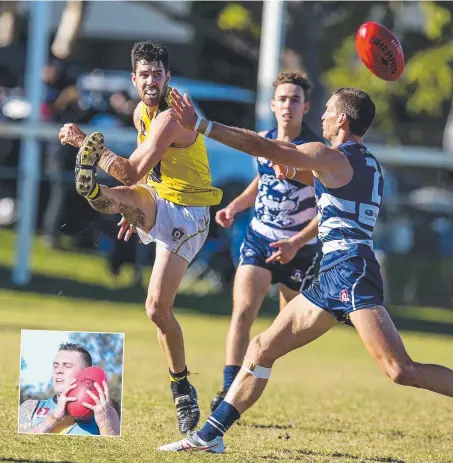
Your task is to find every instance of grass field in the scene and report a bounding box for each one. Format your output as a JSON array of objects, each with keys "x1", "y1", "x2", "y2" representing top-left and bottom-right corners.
[{"x1": 0, "y1": 229, "x2": 452, "y2": 463}]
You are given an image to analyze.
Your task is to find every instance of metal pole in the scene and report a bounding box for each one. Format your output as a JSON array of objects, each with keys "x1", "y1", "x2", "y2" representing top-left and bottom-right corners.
[
  {"x1": 255, "y1": 0, "x2": 286, "y2": 132},
  {"x1": 12, "y1": 1, "x2": 52, "y2": 285}
]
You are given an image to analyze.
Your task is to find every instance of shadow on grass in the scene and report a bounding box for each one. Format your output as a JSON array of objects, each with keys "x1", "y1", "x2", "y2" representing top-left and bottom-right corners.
[
  {"x1": 1, "y1": 266, "x2": 452, "y2": 337},
  {"x1": 261, "y1": 448, "x2": 405, "y2": 463},
  {"x1": 0, "y1": 266, "x2": 145, "y2": 304},
  {"x1": 0, "y1": 459, "x2": 76, "y2": 463}
]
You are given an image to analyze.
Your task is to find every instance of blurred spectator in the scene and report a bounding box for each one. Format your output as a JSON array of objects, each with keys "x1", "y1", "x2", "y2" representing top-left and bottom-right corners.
[{"x1": 41, "y1": 59, "x2": 84, "y2": 247}]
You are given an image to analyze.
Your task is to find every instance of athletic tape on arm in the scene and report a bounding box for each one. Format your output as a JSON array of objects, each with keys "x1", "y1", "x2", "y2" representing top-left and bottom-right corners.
[
  {"x1": 204, "y1": 120, "x2": 214, "y2": 137},
  {"x1": 99, "y1": 149, "x2": 118, "y2": 173},
  {"x1": 194, "y1": 115, "x2": 203, "y2": 131}
]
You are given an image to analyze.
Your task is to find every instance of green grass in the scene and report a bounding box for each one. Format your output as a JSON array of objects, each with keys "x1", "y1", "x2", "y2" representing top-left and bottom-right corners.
[{"x1": 0, "y1": 229, "x2": 452, "y2": 463}]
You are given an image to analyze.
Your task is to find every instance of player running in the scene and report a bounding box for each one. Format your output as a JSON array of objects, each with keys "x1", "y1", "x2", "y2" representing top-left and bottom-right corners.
[
  {"x1": 59, "y1": 41, "x2": 222, "y2": 434},
  {"x1": 158, "y1": 87, "x2": 453, "y2": 453},
  {"x1": 210, "y1": 71, "x2": 321, "y2": 411}
]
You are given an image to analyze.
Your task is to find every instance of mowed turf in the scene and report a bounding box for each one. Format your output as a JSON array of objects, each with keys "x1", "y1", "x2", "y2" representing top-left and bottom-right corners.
[{"x1": 0, "y1": 229, "x2": 452, "y2": 463}]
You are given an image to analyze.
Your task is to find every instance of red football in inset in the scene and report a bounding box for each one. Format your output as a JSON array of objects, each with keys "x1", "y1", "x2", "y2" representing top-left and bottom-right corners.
[
  {"x1": 67, "y1": 366, "x2": 107, "y2": 420},
  {"x1": 356, "y1": 22, "x2": 404, "y2": 81}
]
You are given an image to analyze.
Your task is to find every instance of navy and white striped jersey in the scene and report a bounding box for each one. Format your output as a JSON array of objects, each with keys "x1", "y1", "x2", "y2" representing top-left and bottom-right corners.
[
  {"x1": 316, "y1": 141, "x2": 384, "y2": 271},
  {"x1": 251, "y1": 124, "x2": 322, "y2": 242}
]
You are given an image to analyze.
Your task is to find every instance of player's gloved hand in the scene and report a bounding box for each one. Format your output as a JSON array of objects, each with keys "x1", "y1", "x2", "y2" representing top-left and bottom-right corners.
[
  {"x1": 266, "y1": 238, "x2": 299, "y2": 265},
  {"x1": 82, "y1": 381, "x2": 115, "y2": 429},
  {"x1": 117, "y1": 217, "x2": 136, "y2": 242},
  {"x1": 168, "y1": 88, "x2": 198, "y2": 130},
  {"x1": 59, "y1": 123, "x2": 87, "y2": 148},
  {"x1": 215, "y1": 206, "x2": 236, "y2": 228},
  {"x1": 52, "y1": 379, "x2": 77, "y2": 421}
]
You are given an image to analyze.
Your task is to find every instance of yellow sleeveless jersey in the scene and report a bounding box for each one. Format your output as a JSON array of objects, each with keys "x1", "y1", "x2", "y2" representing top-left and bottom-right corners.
[{"x1": 137, "y1": 101, "x2": 222, "y2": 207}]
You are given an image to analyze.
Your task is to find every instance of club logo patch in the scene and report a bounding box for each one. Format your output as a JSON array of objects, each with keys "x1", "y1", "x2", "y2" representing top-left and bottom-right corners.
[
  {"x1": 339, "y1": 289, "x2": 350, "y2": 302},
  {"x1": 36, "y1": 407, "x2": 50, "y2": 417},
  {"x1": 140, "y1": 119, "x2": 147, "y2": 137},
  {"x1": 290, "y1": 269, "x2": 303, "y2": 282},
  {"x1": 172, "y1": 227, "x2": 185, "y2": 242}
]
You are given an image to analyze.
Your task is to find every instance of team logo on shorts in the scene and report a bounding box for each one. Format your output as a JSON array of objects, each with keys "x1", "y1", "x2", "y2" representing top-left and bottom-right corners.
[
  {"x1": 290, "y1": 269, "x2": 303, "y2": 282},
  {"x1": 339, "y1": 289, "x2": 350, "y2": 302},
  {"x1": 172, "y1": 227, "x2": 185, "y2": 242}
]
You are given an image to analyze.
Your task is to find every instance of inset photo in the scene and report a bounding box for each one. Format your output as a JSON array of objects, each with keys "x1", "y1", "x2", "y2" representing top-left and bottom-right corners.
[{"x1": 18, "y1": 330, "x2": 124, "y2": 436}]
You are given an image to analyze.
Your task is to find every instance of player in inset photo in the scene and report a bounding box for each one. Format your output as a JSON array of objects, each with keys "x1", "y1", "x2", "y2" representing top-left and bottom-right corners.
[{"x1": 18, "y1": 330, "x2": 123, "y2": 436}]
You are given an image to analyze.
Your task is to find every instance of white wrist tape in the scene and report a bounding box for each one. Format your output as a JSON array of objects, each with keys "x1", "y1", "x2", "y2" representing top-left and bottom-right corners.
[
  {"x1": 288, "y1": 167, "x2": 297, "y2": 179},
  {"x1": 204, "y1": 120, "x2": 213, "y2": 137},
  {"x1": 242, "y1": 359, "x2": 272, "y2": 379},
  {"x1": 194, "y1": 115, "x2": 203, "y2": 131}
]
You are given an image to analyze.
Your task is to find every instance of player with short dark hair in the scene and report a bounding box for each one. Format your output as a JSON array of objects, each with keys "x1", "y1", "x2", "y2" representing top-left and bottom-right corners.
[
  {"x1": 58, "y1": 342, "x2": 92, "y2": 368},
  {"x1": 18, "y1": 343, "x2": 120, "y2": 435},
  {"x1": 158, "y1": 87, "x2": 453, "y2": 453},
  {"x1": 210, "y1": 70, "x2": 321, "y2": 411},
  {"x1": 59, "y1": 40, "x2": 222, "y2": 433}
]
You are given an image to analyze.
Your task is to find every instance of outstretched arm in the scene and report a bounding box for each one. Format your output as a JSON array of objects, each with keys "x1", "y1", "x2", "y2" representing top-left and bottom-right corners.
[
  {"x1": 59, "y1": 105, "x2": 183, "y2": 186},
  {"x1": 268, "y1": 139, "x2": 314, "y2": 185},
  {"x1": 169, "y1": 89, "x2": 341, "y2": 172},
  {"x1": 100, "y1": 110, "x2": 181, "y2": 185}
]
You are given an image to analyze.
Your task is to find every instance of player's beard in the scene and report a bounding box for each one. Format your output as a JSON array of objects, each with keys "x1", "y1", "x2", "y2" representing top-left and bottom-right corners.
[
  {"x1": 142, "y1": 82, "x2": 169, "y2": 109},
  {"x1": 143, "y1": 88, "x2": 159, "y2": 107}
]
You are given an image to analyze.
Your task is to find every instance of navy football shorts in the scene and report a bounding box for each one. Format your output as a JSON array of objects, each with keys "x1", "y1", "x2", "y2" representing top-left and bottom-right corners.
[
  {"x1": 239, "y1": 225, "x2": 320, "y2": 292},
  {"x1": 302, "y1": 256, "x2": 384, "y2": 325}
]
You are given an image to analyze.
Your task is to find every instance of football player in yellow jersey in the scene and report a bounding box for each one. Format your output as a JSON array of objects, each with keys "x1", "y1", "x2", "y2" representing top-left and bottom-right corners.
[{"x1": 59, "y1": 41, "x2": 222, "y2": 434}]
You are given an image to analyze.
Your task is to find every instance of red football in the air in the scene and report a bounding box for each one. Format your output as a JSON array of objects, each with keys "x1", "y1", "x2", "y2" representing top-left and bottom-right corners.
[
  {"x1": 356, "y1": 22, "x2": 404, "y2": 81},
  {"x1": 67, "y1": 366, "x2": 107, "y2": 420}
]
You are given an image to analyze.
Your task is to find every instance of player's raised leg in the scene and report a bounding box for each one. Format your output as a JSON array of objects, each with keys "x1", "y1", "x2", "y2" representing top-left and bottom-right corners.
[
  {"x1": 159, "y1": 294, "x2": 337, "y2": 452},
  {"x1": 146, "y1": 244, "x2": 200, "y2": 432},
  {"x1": 75, "y1": 132, "x2": 157, "y2": 232},
  {"x1": 350, "y1": 306, "x2": 453, "y2": 397}
]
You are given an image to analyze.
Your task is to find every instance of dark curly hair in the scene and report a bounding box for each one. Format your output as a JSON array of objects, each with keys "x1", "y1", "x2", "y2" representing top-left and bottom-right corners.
[
  {"x1": 273, "y1": 71, "x2": 311, "y2": 102},
  {"x1": 131, "y1": 40, "x2": 169, "y2": 73}
]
